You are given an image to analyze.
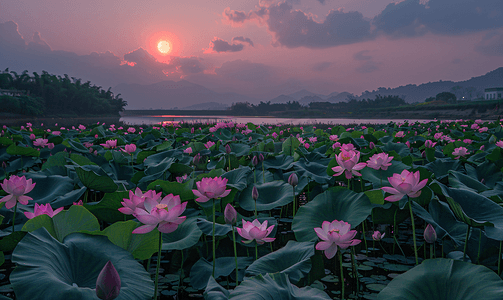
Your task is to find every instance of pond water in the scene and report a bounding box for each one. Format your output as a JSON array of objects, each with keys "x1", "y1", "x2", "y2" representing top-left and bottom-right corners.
[{"x1": 120, "y1": 115, "x2": 435, "y2": 126}]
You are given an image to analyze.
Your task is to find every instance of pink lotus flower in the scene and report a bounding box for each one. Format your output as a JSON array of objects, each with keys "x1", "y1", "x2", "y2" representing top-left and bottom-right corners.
[
  {"x1": 329, "y1": 135, "x2": 338, "y2": 141},
  {"x1": 204, "y1": 141, "x2": 215, "y2": 149},
  {"x1": 331, "y1": 149, "x2": 367, "y2": 179},
  {"x1": 224, "y1": 203, "x2": 237, "y2": 225},
  {"x1": 96, "y1": 260, "x2": 121, "y2": 300},
  {"x1": 395, "y1": 131, "x2": 405, "y2": 138},
  {"x1": 0, "y1": 175, "x2": 36, "y2": 209},
  {"x1": 127, "y1": 127, "x2": 136, "y2": 133},
  {"x1": 424, "y1": 140, "x2": 437, "y2": 148},
  {"x1": 341, "y1": 143, "x2": 355, "y2": 151},
  {"x1": 118, "y1": 188, "x2": 159, "y2": 215},
  {"x1": 132, "y1": 193, "x2": 187, "y2": 234},
  {"x1": 121, "y1": 144, "x2": 136, "y2": 154},
  {"x1": 101, "y1": 140, "x2": 117, "y2": 149},
  {"x1": 73, "y1": 200, "x2": 83, "y2": 206},
  {"x1": 314, "y1": 220, "x2": 361, "y2": 259},
  {"x1": 192, "y1": 177, "x2": 231, "y2": 203},
  {"x1": 176, "y1": 174, "x2": 188, "y2": 183},
  {"x1": 496, "y1": 141, "x2": 503, "y2": 148},
  {"x1": 183, "y1": 147, "x2": 193, "y2": 154},
  {"x1": 424, "y1": 224, "x2": 437, "y2": 244},
  {"x1": 452, "y1": 147, "x2": 470, "y2": 159},
  {"x1": 78, "y1": 124, "x2": 86, "y2": 131},
  {"x1": 372, "y1": 231, "x2": 385, "y2": 241},
  {"x1": 24, "y1": 203, "x2": 64, "y2": 219},
  {"x1": 367, "y1": 153, "x2": 393, "y2": 171},
  {"x1": 33, "y1": 138, "x2": 50, "y2": 148},
  {"x1": 381, "y1": 170, "x2": 428, "y2": 202},
  {"x1": 237, "y1": 219, "x2": 275, "y2": 245},
  {"x1": 83, "y1": 142, "x2": 94, "y2": 148}
]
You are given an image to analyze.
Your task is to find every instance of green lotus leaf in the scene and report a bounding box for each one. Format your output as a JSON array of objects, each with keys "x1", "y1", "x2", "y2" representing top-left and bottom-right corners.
[
  {"x1": 204, "y1": 276, "x2": 230, "y2": 300},
  {"x1": 23, "y1": 173, "x2": 74, "y2": 205},
  {"x1": 11, "y1": 228, "x2": 154, "y2": 300},
  {"x1": 22, "y1": 205, "x2": 100, "y2": 242},
  {"x1": 84, "y1": 191, "x2": 130, "y2": 223},
  {"x1": 245, "y1": 241, "x2": 315, "y2": 284},
  {"x1": 6, "y1": 143, "x2": 40, "y2": 157},
  {"x1": 190, "y1": 257, "x2": 254, "y2": 290},
  {"x1": 465, "y1": 161, "x2": 502, "y2": 188},
  {"x1": 262, "y1": 154, "x2": 294, "y2": 170},
  {"x1": 239, "y1": 180, "x2": 294, "y2": 211},
  {"x1": 377, "y1": 259, "x2": 503, "y2": 300},
  {"x1": 75, "y1": 166, "x2": 118, "y2": 193},
  {"x1": 147, "y1": 179, "x2": 195, "y2": 201},
  {"x1": 41, "y1": 151, "x2": 68, "y2": 170},
  {"x1": 229, "y1": 273, "x2": 331, "y2": 300},
  {"x1": 222, "y1": 166, "x2": 252, "y2": 191},
  {"x1": 66, "y1": 139, "x2": 90, "y2": 153},
  {"x1": 293, "y1": 187, "x2": 373, "y2": 242},
  {"x1": 196, "y1": 217, "x2": 232, "y2": 236},
  {"x1": 424, "y1": 158, "x2": 463, "y2": 180},
  {"x1": 163, "y1": 216, "x2": 202, "y2": 250},
  {"x1": 448, "y1": 170, "x2": 488, "y2": 192},
  {"x1": 293, "y1": 158, "x2": 331, "y2": 184},
  {"x1": 282, "y1": 137, "x2": 301, "y2": 156}
]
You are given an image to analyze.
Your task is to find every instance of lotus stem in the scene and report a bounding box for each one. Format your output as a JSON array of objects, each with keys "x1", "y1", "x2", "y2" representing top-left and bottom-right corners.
[
  {"x1": 232, "y1": 225, "x2": 239, "y2": 286},
  {"x1": 361, "y1": 221, "x2": 368, "y2": 254},
  {"x1": 408, "y1": 200, "x2": 418, "y2": 265},
  {"x1": 292, "y1": 186, "x2": 296, "y2": 217},
  {"x1": 212, "y1": 199, "x2": 216, "y2": 277},
  {"x1": 430, "y1": 243, "x2": 434, "y2": 259},
  {"x1": 350, "y1": 247, "x2": 359, "y2": 295},
  {"x1": 393, "y1": 235, "x2": 406, "y2": 258},
  {"x1": 262, "y1": 163, "x2": 265, "y2": 183},
  {"x1": 463, "y1": 225, "x2": 471, "y2": 261},
  {"x1": 11, "y1": 202, "x2": 17, "y2": 233},
  {"x1": 339, "y1": 250, "x2": 345, "y2": 300},
  {"x1": 154, "y1": 231, "x2": 162, "y2": 300},
  {"x1": 498, "y1": 240, "x2": 502, "y2": 276},
  {"x1": 255, "y1": 243, "x2": 258, "y2": 261},
  {"x1": 178, "y1": 249, "x2": 184, "y2": 298},
  {"x1": 476, "y1": 229, "x2": 482, "y2": 264},
  {"x1": 228, "y1": 155, "x2": 231, "y2": 171},
  {"x1": 253, "y1": 169, "x2": 256, "y2": 184},
  {"x1": 393, "y1": 209, "x2": 397, "y2": 255}
]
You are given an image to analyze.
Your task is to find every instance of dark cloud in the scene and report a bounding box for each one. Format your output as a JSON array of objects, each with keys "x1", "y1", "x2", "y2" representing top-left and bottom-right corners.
[
  {"x1": 0, "y1": 21, "x2": 26, "y2": 48},
  {"x1": 475, "y1": 30, "x2": 503, "y2": 56},
  {"x1": 451, "y1": 58, "x2": 462, "y2": 64},
  {"x1": 267, "y1": 3, "x2": 372, "y2": 48},
  {"x1": 353, "y1": 50, "x2": 372, "y2": 61},
  {"x1": 232, "y1": 36, "x2": 254, "y2": 46},
  {"x1": 374, "y1": 0, "x2": 503, "y2": 37},
  {"x1": 209, "y1": 38, "x2": 244, "y2": 53},
  {"x1": 317, "y1": 0, "x2": 326, "y2": 4},
  {"x1": 311, "y1": 61, "x2": 332, "y2": 72}
]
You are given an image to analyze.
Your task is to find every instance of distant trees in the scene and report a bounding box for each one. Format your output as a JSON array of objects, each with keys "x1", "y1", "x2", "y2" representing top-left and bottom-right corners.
[
  {"x1": 228, "y1": 95, "x2": 406, "y2": 115},
  {"x1": 436, "y1": 92, "x2": 457, "y2": 104},
  {"x1": 0, "y1": 69, "x2": 127, "y2": 116}
]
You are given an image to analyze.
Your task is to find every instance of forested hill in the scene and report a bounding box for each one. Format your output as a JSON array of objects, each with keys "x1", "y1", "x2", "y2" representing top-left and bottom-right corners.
[{"x1": 0, "y1": 69, "x2": 127, "y2": 116}]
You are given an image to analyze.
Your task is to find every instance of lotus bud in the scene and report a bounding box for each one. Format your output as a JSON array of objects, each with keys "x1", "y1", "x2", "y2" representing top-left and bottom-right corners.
[
  {"x1": 406, "y1": 141, "x2": 411, "y2": 149},
  {"x1": 424, "y1": 224, "x2": 437, "y2": 244},
  {"x1": 252, "y1": 156, "x2": 258, "y2": 166},
  {"x1": 96, "y1": 261, "x2": 121, "y2": 300},
  {"x1": 479, "y1": 145, "x2": 485, "y2": 151},
  {"x1": 2, "y1": 161, "x2": 6, "y2": 169},
  {"x1": 224, "y1": 203, "x2": 237, "y2": 225},
  {"x1": 372, "y1": 231, "x2": 385, "y2": 241},
  {"x1": 252, "y1": 186, "x2": 259, "y2": 200},
  {"x1": 489, "y1": 135, "x2": 496, "y2": 144},
  {"x1": 369, "y1": 142, "x2": 375, "y2": 149},
  {"x1": 193, "y1": 153, "x2": 201, "y2": 165},
  {"x1": 288, "y1": 173, "x2": 298, "y2": 187},
  {"x1": 258, "y1": 153, "x2": 264, "y2": 162},
  {"x1": 225, "y1": 144, "x2": 231, "y2": 154}
]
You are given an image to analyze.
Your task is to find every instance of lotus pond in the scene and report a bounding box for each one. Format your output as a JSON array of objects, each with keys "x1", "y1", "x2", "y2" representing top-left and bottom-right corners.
[{"x1": 0, "y1": 120, "x2": 503, "y2": 300}]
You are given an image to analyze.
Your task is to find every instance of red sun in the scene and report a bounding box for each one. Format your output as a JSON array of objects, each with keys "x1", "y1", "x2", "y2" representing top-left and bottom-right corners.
[{"x1": 148, "y1": 31, "x2": 181, "y2": 62}]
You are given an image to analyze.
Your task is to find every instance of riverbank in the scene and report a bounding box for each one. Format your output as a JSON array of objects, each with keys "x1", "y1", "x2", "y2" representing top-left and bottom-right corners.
[{"x1": 0, "y1": 113, "x2": 121, "y2": 127}]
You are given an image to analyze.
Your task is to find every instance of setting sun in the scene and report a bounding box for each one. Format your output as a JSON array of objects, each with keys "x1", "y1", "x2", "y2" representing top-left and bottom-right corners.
[{"x1": 157, "y1": 40, "x2": 171, "y2": 54}]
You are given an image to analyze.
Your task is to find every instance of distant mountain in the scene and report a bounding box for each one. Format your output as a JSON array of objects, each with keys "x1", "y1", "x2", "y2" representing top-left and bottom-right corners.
[
  {"x1": 326, "y1": 92, "x2": 354, "y2": 103},
  {"x1": 354, "y1": 67, "x2": 503, "y2": 103},
  {"x1": 116, "y1": 80, "x2": 257, "y2": 109},
  {"x1": 286, "y1": 89, "x2": 328, "y2": 101}
]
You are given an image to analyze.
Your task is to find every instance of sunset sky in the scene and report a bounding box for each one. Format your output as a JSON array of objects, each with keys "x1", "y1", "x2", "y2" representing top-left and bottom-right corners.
[{"x1": 1, "y1": 0, "x2": 502, "y2": 101}]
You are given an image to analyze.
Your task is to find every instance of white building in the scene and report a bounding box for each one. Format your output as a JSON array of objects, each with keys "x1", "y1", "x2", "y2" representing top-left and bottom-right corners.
[{"x1": 485, "y1": 88, "x2": 503, "y2": 100}]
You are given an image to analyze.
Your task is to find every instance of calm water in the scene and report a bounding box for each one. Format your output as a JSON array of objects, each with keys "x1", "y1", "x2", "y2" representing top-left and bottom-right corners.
[{"x1": 120, "y1": 115, "x2": 435, "y2": 126}]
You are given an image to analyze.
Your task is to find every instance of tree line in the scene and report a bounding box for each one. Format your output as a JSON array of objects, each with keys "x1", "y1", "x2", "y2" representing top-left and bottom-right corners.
[
  {"x1": 228, "y1": 95, "x2": 407, "y2": 115},
  {"x1": 0, "y1": 69, "x2": 127, "y2": 116}
]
